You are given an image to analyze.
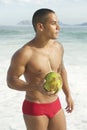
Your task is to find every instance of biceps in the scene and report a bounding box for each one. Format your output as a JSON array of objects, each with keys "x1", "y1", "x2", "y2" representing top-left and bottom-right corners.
[
  {"x1": 61, "y1": 62, "x2": 67, "y2": 75},
  {"x1": 7, "y1": 63, "x2": 25, "y2": 78}
]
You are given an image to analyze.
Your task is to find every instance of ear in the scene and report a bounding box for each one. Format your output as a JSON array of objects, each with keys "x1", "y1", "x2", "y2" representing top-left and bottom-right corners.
[{"x1": 37, "y1": 23, "x2": 44, "y2": 32}]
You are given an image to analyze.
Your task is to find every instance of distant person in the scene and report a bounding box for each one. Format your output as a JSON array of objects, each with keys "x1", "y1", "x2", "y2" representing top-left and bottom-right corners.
[{"x1": 7, "y1": 8, "x2": 74, "y2": 130}]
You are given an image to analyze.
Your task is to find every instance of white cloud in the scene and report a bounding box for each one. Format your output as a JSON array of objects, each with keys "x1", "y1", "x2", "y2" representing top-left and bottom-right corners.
[
  {"x1": 17, "y1": 0, "x2": 49, "y2": 4},
  {"x1": 0, "y1": 0, "x2": 31, "y2": 4},
  {"x1": 0, "y1": 0, "x2": 49, "y2": 4},
  {"x1": 17, "y1": 0, "x2": 31, "y2": 3},
  {"x1": 0, "y1": 0, "x2": 87, "y2": 25},
  {"x1": 0, "y1": 0, "x2": 12, "y2": 4},
  {"x1": 0, "y1": 0, "x2": 87, "y2": 4}
]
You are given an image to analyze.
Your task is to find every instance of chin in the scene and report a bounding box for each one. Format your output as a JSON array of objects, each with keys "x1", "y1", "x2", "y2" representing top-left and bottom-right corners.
[
  {"x1": 54, "y1": 34, "x2": 58, "y2": 39},
  {"x1": 52, "y1": 36, "x2": 58, "y2": 39},
  {"x1": 49, "y1": 34, "x2": 58, "y2": 40}
]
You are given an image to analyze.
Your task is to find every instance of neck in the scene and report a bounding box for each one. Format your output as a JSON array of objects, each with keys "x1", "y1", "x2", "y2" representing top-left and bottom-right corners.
[{"x1": 33, "y1": 35, "x2": 55, "y2": 48}]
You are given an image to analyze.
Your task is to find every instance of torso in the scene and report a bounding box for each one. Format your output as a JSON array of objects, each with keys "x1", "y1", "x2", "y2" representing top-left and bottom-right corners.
[{"x1": 23, "y1": 40, "x2": 63, "y2": 103}]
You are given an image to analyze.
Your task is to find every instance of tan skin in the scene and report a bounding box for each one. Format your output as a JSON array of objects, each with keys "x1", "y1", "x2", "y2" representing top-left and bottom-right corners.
[{"x1": 7, "y1": 13, "x2": 74, "y2": 130}]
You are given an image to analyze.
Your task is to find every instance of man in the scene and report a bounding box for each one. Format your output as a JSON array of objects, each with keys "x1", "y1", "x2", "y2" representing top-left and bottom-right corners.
[{"x1": 7, "y1": 8, "x2": 74, "y2": 130}]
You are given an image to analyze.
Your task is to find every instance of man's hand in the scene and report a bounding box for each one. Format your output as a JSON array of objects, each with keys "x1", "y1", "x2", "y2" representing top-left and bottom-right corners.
[
  {"x1": 36, "y1": 80, "x2": 55, "y2": 95},
  {"x1": 65, "y1": 96, "x2": 74, "y2": 113}
]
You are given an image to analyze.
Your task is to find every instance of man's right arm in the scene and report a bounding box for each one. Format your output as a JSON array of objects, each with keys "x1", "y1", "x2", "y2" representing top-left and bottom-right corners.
[{"x1": 7, "y1": 47, "x2": 32, "y2": 91}]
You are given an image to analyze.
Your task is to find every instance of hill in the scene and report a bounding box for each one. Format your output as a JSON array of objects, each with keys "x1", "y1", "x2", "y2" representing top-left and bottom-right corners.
[
  {"x1": 17, "y1": 20, "x2": 67, "y2": 26},
  {"x1": 17, "y1": 20, "x2": 31, "y2": 25},
  {"x1": 17, "y1": 20, "x2": 87, "y2": 26}
]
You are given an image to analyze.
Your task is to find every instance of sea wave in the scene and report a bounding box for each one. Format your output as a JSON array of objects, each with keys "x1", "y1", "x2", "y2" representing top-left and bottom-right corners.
[{"x1": 0, "y1": 25, "x2": 87, "y2": 44}]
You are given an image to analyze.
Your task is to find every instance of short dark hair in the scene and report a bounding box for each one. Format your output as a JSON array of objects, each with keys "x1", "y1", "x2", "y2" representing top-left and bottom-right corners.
[{"x1": 32, "y1": 8, "x2": 55, "y2": 31}]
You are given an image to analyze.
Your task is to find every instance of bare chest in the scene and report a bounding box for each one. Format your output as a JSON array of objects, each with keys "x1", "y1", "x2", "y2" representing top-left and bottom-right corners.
[{"x1": 26, "y1": 47, "x2": 62, "y2": 76}]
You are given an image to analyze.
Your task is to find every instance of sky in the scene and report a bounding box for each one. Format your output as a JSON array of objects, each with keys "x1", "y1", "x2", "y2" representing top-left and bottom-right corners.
[{"x1": 0, "y1": 0, "x2": 87, "y2": 25}]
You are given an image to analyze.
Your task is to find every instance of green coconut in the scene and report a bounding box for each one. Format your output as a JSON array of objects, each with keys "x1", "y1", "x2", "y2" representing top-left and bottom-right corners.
[
  {"x1": 44, "y1": 72, "x2": 62, "y2": 94},
  {"x1": 45, "y1": 72, "x2": 58, "y2": 81}
]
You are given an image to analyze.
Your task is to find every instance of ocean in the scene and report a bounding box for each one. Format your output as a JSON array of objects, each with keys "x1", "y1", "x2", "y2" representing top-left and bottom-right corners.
[{"x1": 0, "y1": 25, "x2": 87, "y2": 130}]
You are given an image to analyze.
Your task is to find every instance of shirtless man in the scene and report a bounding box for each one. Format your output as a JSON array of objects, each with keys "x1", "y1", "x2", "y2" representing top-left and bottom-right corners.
[{"x1": 7, "y1": 8, "x2": 74, "y2": 130}]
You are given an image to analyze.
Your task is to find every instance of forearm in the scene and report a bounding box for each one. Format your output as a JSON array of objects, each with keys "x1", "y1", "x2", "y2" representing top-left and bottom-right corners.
[
  {"x1": 61, "y1": 69, "x2": 74, "y2": 112},
  {"x1": 61, "y1": 68, "x2": 71, "y2": 97},
  {"x1": 7, "y1": 76, "x2": 30, "y2": 91}
]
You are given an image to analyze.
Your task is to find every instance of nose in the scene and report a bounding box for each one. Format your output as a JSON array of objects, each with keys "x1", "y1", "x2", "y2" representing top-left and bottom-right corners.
[{"x1": 56, "y1": 23, "x2": 60, "y2": 31}]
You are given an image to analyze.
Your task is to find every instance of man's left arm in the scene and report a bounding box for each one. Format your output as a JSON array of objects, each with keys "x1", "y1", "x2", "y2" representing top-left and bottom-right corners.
[{"x1": 61, "y1": 63, "x2": 74, "y2": 113}]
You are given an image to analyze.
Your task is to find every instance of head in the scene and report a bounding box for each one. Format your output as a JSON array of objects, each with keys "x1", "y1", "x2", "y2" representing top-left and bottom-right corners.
[{"x1": 32, "y1": 8, "x2": 55, "y2": 32}]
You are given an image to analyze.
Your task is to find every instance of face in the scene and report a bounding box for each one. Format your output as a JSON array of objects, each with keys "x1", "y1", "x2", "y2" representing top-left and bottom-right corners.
[{"x1": 42, "y1": 13, "x2": 60, "y2": 39}]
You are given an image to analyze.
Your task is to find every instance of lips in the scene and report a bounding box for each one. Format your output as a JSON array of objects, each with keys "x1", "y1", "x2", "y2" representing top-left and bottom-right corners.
[
  {"x1": 55, "y1": 30, "x2": 59, "y2": 33},
  {"x1": 55, "y1": 32, "x2": 59, "y2": 35}
]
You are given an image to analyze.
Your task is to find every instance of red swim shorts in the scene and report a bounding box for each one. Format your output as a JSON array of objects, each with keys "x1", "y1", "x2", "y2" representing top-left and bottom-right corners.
[{"x1": 22, "y1": 98, "x2": 61, "y2": 118}]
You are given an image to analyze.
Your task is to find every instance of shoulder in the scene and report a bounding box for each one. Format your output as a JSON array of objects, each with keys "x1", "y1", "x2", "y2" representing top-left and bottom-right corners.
[
  {"x1": 11, "y1": 44, "x2": 32, "y2": 65},
  {"x1": 55, "y1": 41, "x2": 64, "y2": 53}
]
